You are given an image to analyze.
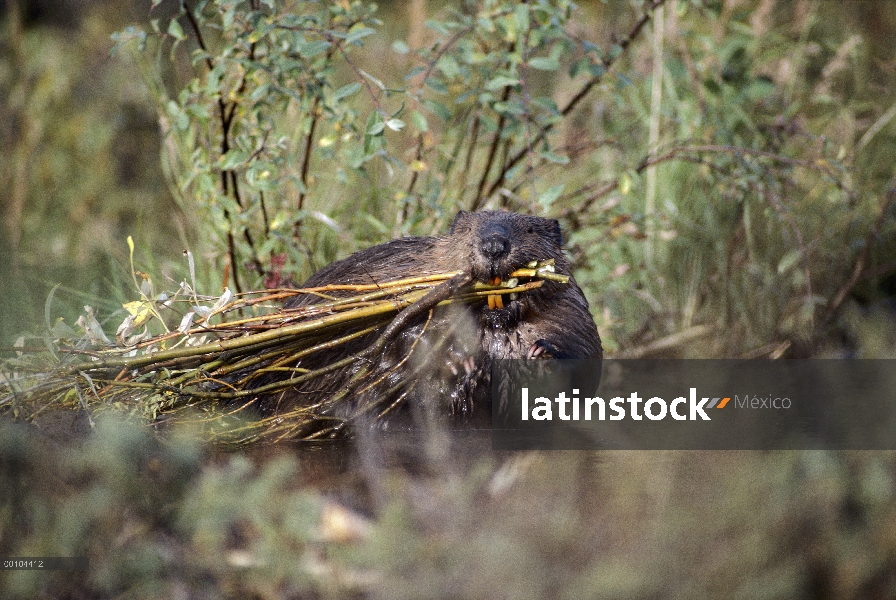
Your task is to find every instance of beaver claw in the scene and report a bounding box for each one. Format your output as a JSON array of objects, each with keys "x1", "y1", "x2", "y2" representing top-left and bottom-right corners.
[
  {"x1": 527, "y1": 339, "x2": 568, "y2": 359},
  {"x1": 528, "y1": 339, "x2": 582, "y2": 359}
]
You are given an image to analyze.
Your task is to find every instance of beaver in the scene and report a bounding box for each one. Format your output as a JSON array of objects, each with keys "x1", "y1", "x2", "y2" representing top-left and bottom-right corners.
[{"x1": 259, "y1": 210, "x2": 602, "y2": 427}]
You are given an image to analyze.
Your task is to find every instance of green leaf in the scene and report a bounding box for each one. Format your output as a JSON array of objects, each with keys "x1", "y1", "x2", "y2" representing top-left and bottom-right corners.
[
  {"x1": 486, "y1": 76, "x2": 520, "y2": 91},
  {"x1": 538, "y1": 184, "x2": 565, "y2": 209},
  {"x1": 539, "y1": 150, "x2": 569, "y2": 165},
  {"x1": 176, "y1": 110, "x2": 189, "y2": 130},
  {"x1": 364, "y1": 132, "x2": 384, "y2": 155},
  {"x1": 246, "y1": 164, "x2": 277, "y2": 191},
  {"x1": 456, "y1": 89, "x2": 478, "y2": 104},
  {"x1": 186, "y1": 103, "x2": 210, "y2": 122},
  {"x1": 298, "y1": 39, "x2": 331, "y2": 58},
  {"x1": 366, "y1": 113, "x2": 385, "y2": 136},
  {"x1": 219, "y1": 150, "x2": 249, "y2": 170},
  {"x1": 777, "y1": 249, "x2": 802, "y2": 275},
  {"x1": 747, "y1": 77, "x2": 776, "y2": 101},
  {"x1": 589, "y1": 63, "x2": 606, "y2": 78},
  {"x1": 528, "y1": 57, "x2": 559, "y2": 71},
  {"x1": 333, "y1": 82, "x2": 362, "y2": 101},
  {"x1": 570, "y1": 57, "x2": 591, "y2": 78},
  {"x1": 619, "y1": 172, "x2": 632, "y2": 195},
  {"x1": 345, "y1": 26, "x2": 376, "y2": 45},
  {"x1": 392, "y1": 40, "x2": 410, "y2": 54},
  {"x1": 531, "y1": 96, "x2": 560, "y2": 115},
  {"x1": 404, "y1": 66, "x2": 426, "y2": 81},
  {"x1": 249, "y1": 83, "x2": 270, "y2": 103},
  {"x1": 424, "y1": 77, "x2": 449, "y2": 94},
  {"x1": 423, "y1": 99, "x2": 451, "y2": 121},
  {"x1": 493, "y1": 101, "x2": 525, "y2": 115},
  {"x1": 514, "y1": 3, "x2": 530, "y2": 33},
  {"x1": 477, "y1": 17, "x2": 494, "y2": 34},
  {"x1": 385, "y1": 118, "x2": 405, "y2": 132},
  {"x1": 167, "y1": 19, "x2": 185, "y2": 41},
  {"x1": 360, "y1": 69, "x2": 386, "y2": 91},
  {"x1": 478, "y1": 113, "x2": 498, "y2": 133},
  {"x1": 437, "y1": 55, "x2": 461, "y2": 78},
  {"x1": 411, "y1": 111, "x2": 429, "y2": 132}
]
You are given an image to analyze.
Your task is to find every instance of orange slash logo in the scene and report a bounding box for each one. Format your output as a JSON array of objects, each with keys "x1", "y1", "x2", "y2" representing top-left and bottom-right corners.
[{"x1": 707, "y1": 397, "x2": 730, "y2": 409}]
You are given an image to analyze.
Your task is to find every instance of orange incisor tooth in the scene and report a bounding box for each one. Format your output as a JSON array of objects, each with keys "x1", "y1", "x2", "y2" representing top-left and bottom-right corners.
[{"x1": 487, "y1": 277, "x2": 504, "y2": 309}]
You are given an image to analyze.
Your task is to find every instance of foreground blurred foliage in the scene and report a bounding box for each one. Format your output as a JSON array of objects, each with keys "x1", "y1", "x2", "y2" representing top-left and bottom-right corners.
[{"x1": 1, "y1": 419, "x2": 895, "y2": 599}]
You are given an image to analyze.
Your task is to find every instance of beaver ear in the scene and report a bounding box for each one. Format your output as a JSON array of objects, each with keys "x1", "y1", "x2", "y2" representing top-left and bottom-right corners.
[
  {"x1": 549, "y1": 219, "x2": 563, "y2": 247},
  {"x1": 450, "y1": 210, "x2": 471, "y2": 234}
]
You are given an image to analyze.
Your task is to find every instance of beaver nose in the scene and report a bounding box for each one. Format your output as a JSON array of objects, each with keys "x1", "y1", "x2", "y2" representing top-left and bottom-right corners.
[{"x1": 481, "y1": 232, "x2": 511, "y2": 260}]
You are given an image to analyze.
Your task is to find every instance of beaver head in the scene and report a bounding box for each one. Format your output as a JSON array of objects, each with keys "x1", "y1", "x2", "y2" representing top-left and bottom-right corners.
[{"x1": 443, "y1": 210, "x2": 565, "y2": 283}]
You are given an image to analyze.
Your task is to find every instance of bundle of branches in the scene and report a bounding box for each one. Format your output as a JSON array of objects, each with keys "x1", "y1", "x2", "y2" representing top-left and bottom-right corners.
[{"x1": 0, "y1": 261, "x2": 566, "y2": 446}]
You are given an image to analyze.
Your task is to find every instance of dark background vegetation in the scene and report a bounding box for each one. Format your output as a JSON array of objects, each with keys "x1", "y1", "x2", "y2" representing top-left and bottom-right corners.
[{"x1": 1, "y1": 0, "x2": 895, "y2": 598}]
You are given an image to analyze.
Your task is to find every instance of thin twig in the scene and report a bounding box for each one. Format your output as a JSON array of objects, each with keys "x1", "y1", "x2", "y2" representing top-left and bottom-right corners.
[
  {"x1": 297, "y1": 93, "x2": 320, "y2": 212},
  {"x1": 472, "y1": 84, "x2": 512, "y2": 210},
  {"x1": 403, "y1": 133, "x2": 426, "y2": 220}
]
